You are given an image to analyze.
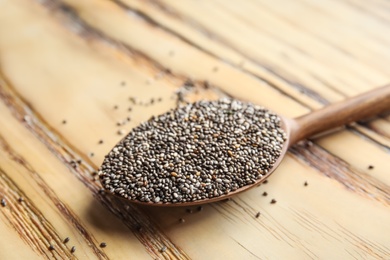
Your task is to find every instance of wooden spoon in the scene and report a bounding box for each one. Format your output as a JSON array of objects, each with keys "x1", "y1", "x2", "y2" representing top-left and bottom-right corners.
[{"x1": 104, "y1": 85, "x2": 390, "y2": 206}]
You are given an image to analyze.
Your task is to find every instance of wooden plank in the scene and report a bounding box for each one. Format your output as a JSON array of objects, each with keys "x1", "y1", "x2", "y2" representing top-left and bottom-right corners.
[{"x1": 0, "y1": 97, "x2": 151, "y2": 259}]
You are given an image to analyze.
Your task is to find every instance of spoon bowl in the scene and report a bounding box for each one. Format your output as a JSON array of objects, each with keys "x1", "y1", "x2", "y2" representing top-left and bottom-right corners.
[{"x1": 101, "y1": 85, "x2": 390, "y2": 206}]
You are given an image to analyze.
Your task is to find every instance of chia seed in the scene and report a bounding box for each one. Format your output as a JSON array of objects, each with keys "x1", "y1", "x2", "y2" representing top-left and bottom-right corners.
[
  {"x1": 71, "y1": 246, "x2": 76, "y2": 253},
  {"x1": 160, "y1": 246, "x2": 167, "y2": 253},
  {"x1": 100, "y1": 242, "x2": 107, "y2": 248},
  {"x1": 255, "y1": 212, "x2": 261, "y2": 218},
  {"x1": 1, "y1": 198, "x2": 6, "y2": 207},
  {"x1": 63, "y1": 237, "x2": 70, "y2": 243},
  {"x1": 99, "y1": 99, "x2": 286, "y2": 204}
]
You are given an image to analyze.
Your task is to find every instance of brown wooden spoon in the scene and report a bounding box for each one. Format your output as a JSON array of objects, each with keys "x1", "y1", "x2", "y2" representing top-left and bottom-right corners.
[{"x1": 103, "y1": 85, "x2": 390, "y2": 206}]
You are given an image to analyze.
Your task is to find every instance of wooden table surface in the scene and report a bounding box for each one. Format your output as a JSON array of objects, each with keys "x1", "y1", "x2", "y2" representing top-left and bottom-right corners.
[{"x1": 1, "y1": 0, "x2": 390, "y2": 259}]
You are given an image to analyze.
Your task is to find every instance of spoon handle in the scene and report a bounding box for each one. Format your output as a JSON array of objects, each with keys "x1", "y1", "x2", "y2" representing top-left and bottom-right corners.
[{"x1": 289, "y1": 85, "x2": 390, "y2": 145}]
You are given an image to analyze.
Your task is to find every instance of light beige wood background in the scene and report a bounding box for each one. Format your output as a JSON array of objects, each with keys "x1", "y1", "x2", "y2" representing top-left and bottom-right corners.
[{"x1": 0, "y1": 0, "x2": 390, "y2": 259}]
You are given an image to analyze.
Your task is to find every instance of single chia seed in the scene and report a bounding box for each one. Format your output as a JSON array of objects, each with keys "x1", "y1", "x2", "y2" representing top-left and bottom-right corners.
[
  {"x1": 100, "y1": 242, "x2": 107, "y2": 248},
  {"x1": 255, "y1": 212, "x2": 261, "y2": 218},
  {"x1": 99, "y1": 99, "x2": 286, "y2": 204},
  {"x1": 270, "y1": 199, "x2": 277, "y2": 204},
  {"x1": 63, "y1": 237, "x2": 70, "y2": 243},
  {"x1": 71, "y1": 246, "x2": 76, "y2": 253},
  {"x1": 1, "y1": 198, "x2": 6, "y2": 207}
]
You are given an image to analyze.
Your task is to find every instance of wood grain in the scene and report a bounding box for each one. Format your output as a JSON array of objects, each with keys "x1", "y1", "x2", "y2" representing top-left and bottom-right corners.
[{"x1": 0, "y1": 0, "x2": 389, "y2": 259}]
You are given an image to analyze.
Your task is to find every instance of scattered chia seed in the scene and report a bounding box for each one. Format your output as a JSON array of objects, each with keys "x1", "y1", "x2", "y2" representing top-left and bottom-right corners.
[
  {"x1": 304, "y1": 181, "x2": 308, "y2": 186},
  {"x1": 263, "y1": 180, "x2": 268, "y2": 184},
  {"x1": 62, "y1": 120, "x2": 67, "y2": 124},
  {"x1": 98, "y1": 140, "x2": 104, "y2": 144},
  {"x1": 89, "y1": 152, "x2": 94, "y2": 157},
  {"x1": 262, "y1": 192, "x2": 268, "y2": 196},
  {"x1": 117, "y1": 129, "x2": 125, "y2": 136},
  {"x1": 255, "y1": 212, "x2": 261, "y2": 218},
  {"x1": 368, "y1": 165, "x2": 374, "y2": 170},
  {"x1": 100, "y1": 242, "x2": 107, "y2": 248},
  {"x1": 99, "y1": 99, "x2": 286, "y2": 204},
  {"x1": 197, "y1": 206, "x2": 203, "y2": 211},
  {"x1": 23, "y1": 115, "x2": 31, "y2": 122},
  {"x1": 18, "y1": 197, "x2": 24, "y2": 203},
  {"x1": 204, "y1": 81, "x2": 210, "y2": 89},
  {"x1": 48, "y1": 245, "x2": 55, "y2": 251},
  {"x1": 128, "y1": 107, "x2": 133, "y2": 112},
  {"x1": 179, "y1": 218, "x2": 185, "y2": 223},
  {"x1": 1, "y1": 198, "x2": 6, "y2": 207},
  {"x1": 70, "y1": 160, "x2": 78, "y2": 169},
  {"x1": 63, "y1": 237, "x2": 70, "y2": 243},
  {"x1": 160, "y1": 246, "x2": 167, "y2": 253},
  {"x1": 186, "y1": 209, "x2": 193, "y2": 214},
  {"x1": 270, "y1": 199, "x2": 277, "y2": 204},
  {"x1": 183, "y1": 79, "x2": 194, "y2": 88},
  {"x1": 71, "y1": 246, "x2": 76, "y2": 253}
]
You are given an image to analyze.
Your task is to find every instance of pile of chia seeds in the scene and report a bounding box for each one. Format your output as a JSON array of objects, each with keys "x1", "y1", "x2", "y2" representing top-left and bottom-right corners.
[{"x1": 99, "y1": 99, "x2": 286, "y2": 203}]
